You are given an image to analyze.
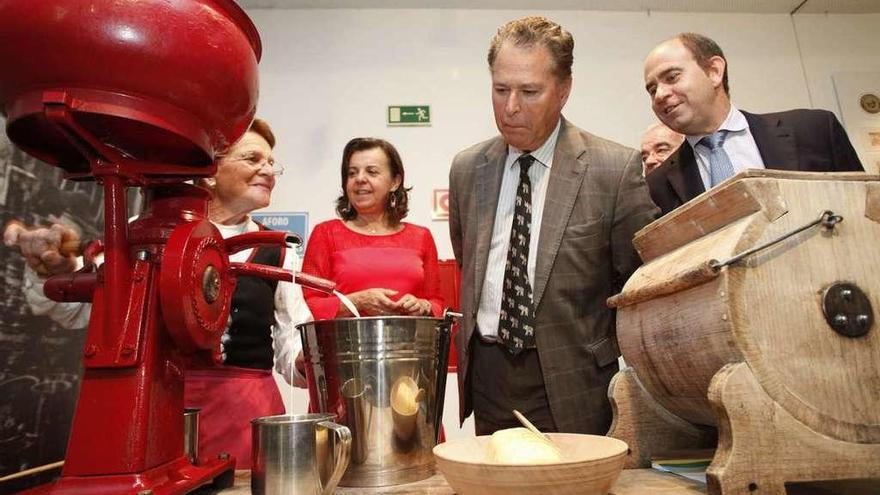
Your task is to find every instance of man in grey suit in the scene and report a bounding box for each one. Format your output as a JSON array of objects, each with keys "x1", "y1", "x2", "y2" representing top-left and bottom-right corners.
[{"x1": 448, "y1": 16, "x2": 658, "y2": 435}]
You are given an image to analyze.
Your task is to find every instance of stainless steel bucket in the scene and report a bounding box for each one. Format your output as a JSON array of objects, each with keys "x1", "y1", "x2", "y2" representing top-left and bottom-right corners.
[{"x1": 298, "y1": 316, "x2": 453, "y2": 487}]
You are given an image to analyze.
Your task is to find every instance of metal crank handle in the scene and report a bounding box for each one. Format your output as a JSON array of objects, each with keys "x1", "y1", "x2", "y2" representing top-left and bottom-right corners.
[
  {"x1": 224, "y1": 230, "x2": 302, "y2": 255},
  {"x1": 443, "y1": 309, "x2": 463, "y2": 323},
  {"x1": 709, "y1": 209, "x2": 843, "y2": 271}
]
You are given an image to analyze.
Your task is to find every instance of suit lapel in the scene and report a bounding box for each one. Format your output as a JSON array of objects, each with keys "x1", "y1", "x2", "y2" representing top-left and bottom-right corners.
[
  {"x1": 472, "y1": 138, "x2": 508, "y2": 308},
  {"x1": 533, "y1": 120, "x2": 587, "y2": 308},
  {"x1": 666, "y1": 143, "x2": 706, "y2": 204},
  {"x1": 745, "y1": 111, "x2": 799, "y2": 171}
]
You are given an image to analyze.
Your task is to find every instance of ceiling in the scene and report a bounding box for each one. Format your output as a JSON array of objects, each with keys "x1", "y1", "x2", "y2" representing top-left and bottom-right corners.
[{"x1": 235, "y1": 0, "x2": 880, "y2": 14}]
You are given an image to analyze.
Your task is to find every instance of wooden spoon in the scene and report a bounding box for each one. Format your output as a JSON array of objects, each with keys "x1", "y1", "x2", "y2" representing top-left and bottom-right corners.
[{"x1": 512, "y1": 409, "x2": 562, "y2": 454}]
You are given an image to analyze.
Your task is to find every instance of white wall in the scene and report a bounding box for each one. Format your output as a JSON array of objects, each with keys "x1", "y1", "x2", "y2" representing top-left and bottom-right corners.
[
  {"x1": 793, "y1": 14, "x2": 880, "y2": 114},
  {"x1": 255, "y1": 9, "x2": 880, "y2": 435},
  {"x1": 249, "y1": 9, "x2": 880, "y2": 260}
]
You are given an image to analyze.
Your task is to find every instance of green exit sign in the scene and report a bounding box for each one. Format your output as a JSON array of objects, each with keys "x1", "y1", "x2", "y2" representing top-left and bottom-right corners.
[{"x1": 387, "y1": 105, "x2": 431, "y2": 126}]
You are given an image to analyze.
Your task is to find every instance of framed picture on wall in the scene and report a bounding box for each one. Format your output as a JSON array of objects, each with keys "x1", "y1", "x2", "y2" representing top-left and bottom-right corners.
[{"x1": 832, "y1": 72, "x2": 880, "y2": 173}]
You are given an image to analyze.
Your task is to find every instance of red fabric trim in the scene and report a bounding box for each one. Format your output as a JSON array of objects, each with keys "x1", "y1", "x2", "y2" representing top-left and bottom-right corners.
[
  {"x1": 301, "y1": 219, "x2": 444, "y2": 319},
  {"x1": 185, "y1": 366, "x2": 284, "y2": 469}
]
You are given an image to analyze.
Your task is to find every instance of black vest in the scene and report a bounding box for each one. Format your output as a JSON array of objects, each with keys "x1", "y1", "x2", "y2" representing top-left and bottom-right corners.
[{"x1": 222, "y1": 241, "x2": 283, "y2": 370}]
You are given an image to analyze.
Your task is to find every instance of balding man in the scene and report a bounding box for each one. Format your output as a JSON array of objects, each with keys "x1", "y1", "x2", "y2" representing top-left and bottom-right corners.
[
  {"x1": 640, "y1": 122, "x2": 684, "y2": 175},
  {"x1": 643, "y1": 32, "x2": 863, "y2": 215}
]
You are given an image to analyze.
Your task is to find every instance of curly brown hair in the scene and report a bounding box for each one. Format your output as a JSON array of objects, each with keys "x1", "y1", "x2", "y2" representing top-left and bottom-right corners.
[{"x1": 335, "y1": 138, "x2": 410, "y2": 224}]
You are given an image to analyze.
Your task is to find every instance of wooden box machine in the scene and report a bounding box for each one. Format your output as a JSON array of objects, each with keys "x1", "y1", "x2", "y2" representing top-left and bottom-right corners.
[{"x1": 608, "y1": 170, "x2": 880, "y2": 494}]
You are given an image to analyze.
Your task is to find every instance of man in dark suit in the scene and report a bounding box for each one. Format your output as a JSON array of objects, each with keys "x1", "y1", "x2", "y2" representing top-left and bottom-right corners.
[
  {"x1": 448, "y1": 16, "x2": 658, "y2": 435},
  {"x1": 643, "y1": 33, "x2": 863, "y2": 216}
]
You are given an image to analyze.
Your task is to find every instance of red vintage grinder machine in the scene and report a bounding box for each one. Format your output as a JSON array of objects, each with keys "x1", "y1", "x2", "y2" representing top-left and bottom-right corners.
[{"x1": 0, "y1": 1, "x2": 333, "y2": 493}]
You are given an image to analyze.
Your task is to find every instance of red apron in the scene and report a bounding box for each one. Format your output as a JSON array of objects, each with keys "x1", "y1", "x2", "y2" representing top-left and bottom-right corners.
[{"x1": 185, "y1": 366, "x2": 285, "y2": 469}]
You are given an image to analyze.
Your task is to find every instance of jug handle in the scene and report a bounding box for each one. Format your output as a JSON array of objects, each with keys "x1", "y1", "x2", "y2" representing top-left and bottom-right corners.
[{"x1": 318, "y1": 420, "x2": 351, "y2": 495}]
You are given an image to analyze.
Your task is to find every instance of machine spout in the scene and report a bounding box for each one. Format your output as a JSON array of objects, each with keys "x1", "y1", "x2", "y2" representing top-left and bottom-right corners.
[
  {"x1": 294, "y1": 271, "x2": 336, "y2": 294},
  {"x1": 227, "y1": 262, "x2": 336, "y2": 294},
  {"x1": 225, "y1": 231, "x2": 333, "y2": 292}
]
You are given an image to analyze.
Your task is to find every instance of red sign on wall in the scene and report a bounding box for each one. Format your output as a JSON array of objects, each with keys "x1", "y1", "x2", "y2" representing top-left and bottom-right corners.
[{"x1": 432, "y1": 188, "x2": 449, "y2": 221}]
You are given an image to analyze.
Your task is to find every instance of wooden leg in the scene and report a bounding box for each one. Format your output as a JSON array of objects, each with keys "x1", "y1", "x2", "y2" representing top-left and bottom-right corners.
[
  {"x1": 608, "y1": 367, "x2": 716, "y2": 468},
  {"x1": 707, "y1": 362, "x2": 880, "y2": 495}
]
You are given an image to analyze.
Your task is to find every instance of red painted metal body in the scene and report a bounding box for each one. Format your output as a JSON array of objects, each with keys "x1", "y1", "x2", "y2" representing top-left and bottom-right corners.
[
  {"x1": 18, "y1": 136, "x2": 246, "y2": 495},
  {"x1": 437, "y1": 260, "x2": 461, "y2": 372},
  {"x1": 0, "y1": 0, "x2": 261, "y2": 173},
  {"x1": 0, "y1": 1, "x2": 284, "y2": 493}
]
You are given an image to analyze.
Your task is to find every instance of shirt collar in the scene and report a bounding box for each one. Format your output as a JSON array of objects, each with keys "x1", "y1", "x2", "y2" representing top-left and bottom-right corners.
[
  {"x1": 506, "y1": 118, "x2": 562, "y2": 169},
  {"x1": 213, "y1": 217, "x2": 253, "y2": 236},
  {"x1": 686, "y1": 105, "x2": 748, "y2": 148}
]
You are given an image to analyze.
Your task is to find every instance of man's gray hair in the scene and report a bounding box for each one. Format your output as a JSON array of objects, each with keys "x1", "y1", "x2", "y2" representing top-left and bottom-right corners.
[{"x1": 488, "y1": 16, "x2": 574, "y2": 80}]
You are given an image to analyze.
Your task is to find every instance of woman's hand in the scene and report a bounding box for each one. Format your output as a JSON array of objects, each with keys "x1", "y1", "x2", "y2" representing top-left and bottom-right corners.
[
  {"x1": 344, "y1": 288, "x2": 400, "y2": 316},
  {"x1": 396, "y1": 293, "x2": 432, "y2": 316}
]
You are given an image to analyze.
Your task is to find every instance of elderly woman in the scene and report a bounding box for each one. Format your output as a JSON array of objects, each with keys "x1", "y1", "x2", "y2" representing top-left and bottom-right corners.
[
  {"x1": 301, "y1": 137, "x2": 443, "y2": 319},
  {"x1": 6, "y1": 118, "x2": 309, "y2": 469}
]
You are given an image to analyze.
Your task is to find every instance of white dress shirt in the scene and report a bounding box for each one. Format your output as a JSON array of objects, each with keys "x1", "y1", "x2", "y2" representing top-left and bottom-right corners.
[
  {"x1": 477, "y1": 119, "x2": 561, "y2": 339},
  {"x1": 686, "y1": 105, "x2": 765, "y2": 190}
]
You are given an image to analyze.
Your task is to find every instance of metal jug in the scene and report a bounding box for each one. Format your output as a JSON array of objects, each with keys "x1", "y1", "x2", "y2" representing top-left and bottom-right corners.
[
  {"x1": 183, "y1": 408, "x2": 200, "y2": 464},
  {"x1": 251, "y1": 413, "x2": 352, "y2": 495}
]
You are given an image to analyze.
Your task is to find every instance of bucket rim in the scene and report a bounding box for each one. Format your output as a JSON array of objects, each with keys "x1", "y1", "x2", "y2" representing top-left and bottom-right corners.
[
  {"x1": 296, "y1": 315, "x2": 446, "y2": 330},
  {"x1": 251, "y1": 413, "x2": 337, "y2": 425}
]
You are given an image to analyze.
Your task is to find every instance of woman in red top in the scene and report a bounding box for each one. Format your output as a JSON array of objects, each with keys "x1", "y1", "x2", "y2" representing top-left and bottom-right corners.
[{"x1": 302, "y1": 137, "x2": 443, "y2": 319}]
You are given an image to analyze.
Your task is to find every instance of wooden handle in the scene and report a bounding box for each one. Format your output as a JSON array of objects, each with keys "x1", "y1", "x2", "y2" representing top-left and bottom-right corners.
[
  {"x1": 0, "y1": 460, "x2": 64, "y2": 483},
  {"x1": 607, "y1": 260, "x2": 720, "y2": 309},
  {"x1": 513, "y1": 409, "x2": 561, "y2": 453},
  {"x1": 513, "y1": 409, "x2": 542, "y2": 436}
]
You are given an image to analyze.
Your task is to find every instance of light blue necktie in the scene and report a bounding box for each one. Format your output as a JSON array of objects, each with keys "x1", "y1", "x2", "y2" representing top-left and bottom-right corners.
[{"x1": 699, "y1": 130, "x2": 736, "y2": 187}]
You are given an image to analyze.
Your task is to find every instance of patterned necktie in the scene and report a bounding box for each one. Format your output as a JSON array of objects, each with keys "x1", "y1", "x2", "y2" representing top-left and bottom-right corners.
[
  {"x1": 699, "y1": 130, "x2": 736, "y2": 187},
  {"x1": 498, "y1": 154, "x2": 535, "y2": 355}
]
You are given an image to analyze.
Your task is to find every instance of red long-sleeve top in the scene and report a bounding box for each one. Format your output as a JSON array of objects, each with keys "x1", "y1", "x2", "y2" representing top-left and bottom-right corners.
[{"x1": 301, "y1": 219, "x2": 444, "y2": 320}]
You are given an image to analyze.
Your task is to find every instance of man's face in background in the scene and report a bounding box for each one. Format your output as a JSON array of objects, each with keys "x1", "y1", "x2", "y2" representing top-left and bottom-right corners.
[{"x1": 640, "y1": 123, "x2": 685, "y2": 175}]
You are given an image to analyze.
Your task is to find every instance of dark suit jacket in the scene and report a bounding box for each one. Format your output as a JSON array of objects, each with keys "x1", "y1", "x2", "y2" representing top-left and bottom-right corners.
[
  {"x1": 448, "y1": 119, "x2": 659, "y2": 433},
  {"x1": 647, "y1": 109, "x2": 864, "y2": 216}
]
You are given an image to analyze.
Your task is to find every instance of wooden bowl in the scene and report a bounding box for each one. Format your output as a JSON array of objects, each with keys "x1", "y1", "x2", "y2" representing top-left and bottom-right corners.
[{"x1": 433, "y1": 433, "x2": 627, "y2": 495}]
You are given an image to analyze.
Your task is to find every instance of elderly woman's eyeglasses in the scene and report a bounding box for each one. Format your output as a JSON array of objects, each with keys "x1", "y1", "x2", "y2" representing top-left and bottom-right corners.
[{"x1": 228, "y1": 152, "x2": 285, "y2": 176}]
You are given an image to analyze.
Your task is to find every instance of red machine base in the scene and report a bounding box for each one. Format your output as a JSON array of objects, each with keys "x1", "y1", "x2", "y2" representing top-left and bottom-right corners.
[{"x1": 19, "y1": 456, "x2": 235, "y2": 495}]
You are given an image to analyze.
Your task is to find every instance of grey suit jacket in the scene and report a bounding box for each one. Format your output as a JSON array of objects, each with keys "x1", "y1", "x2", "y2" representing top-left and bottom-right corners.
[{"x1": 448, "y1": 118, "x2": 659, "y2": 433}]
